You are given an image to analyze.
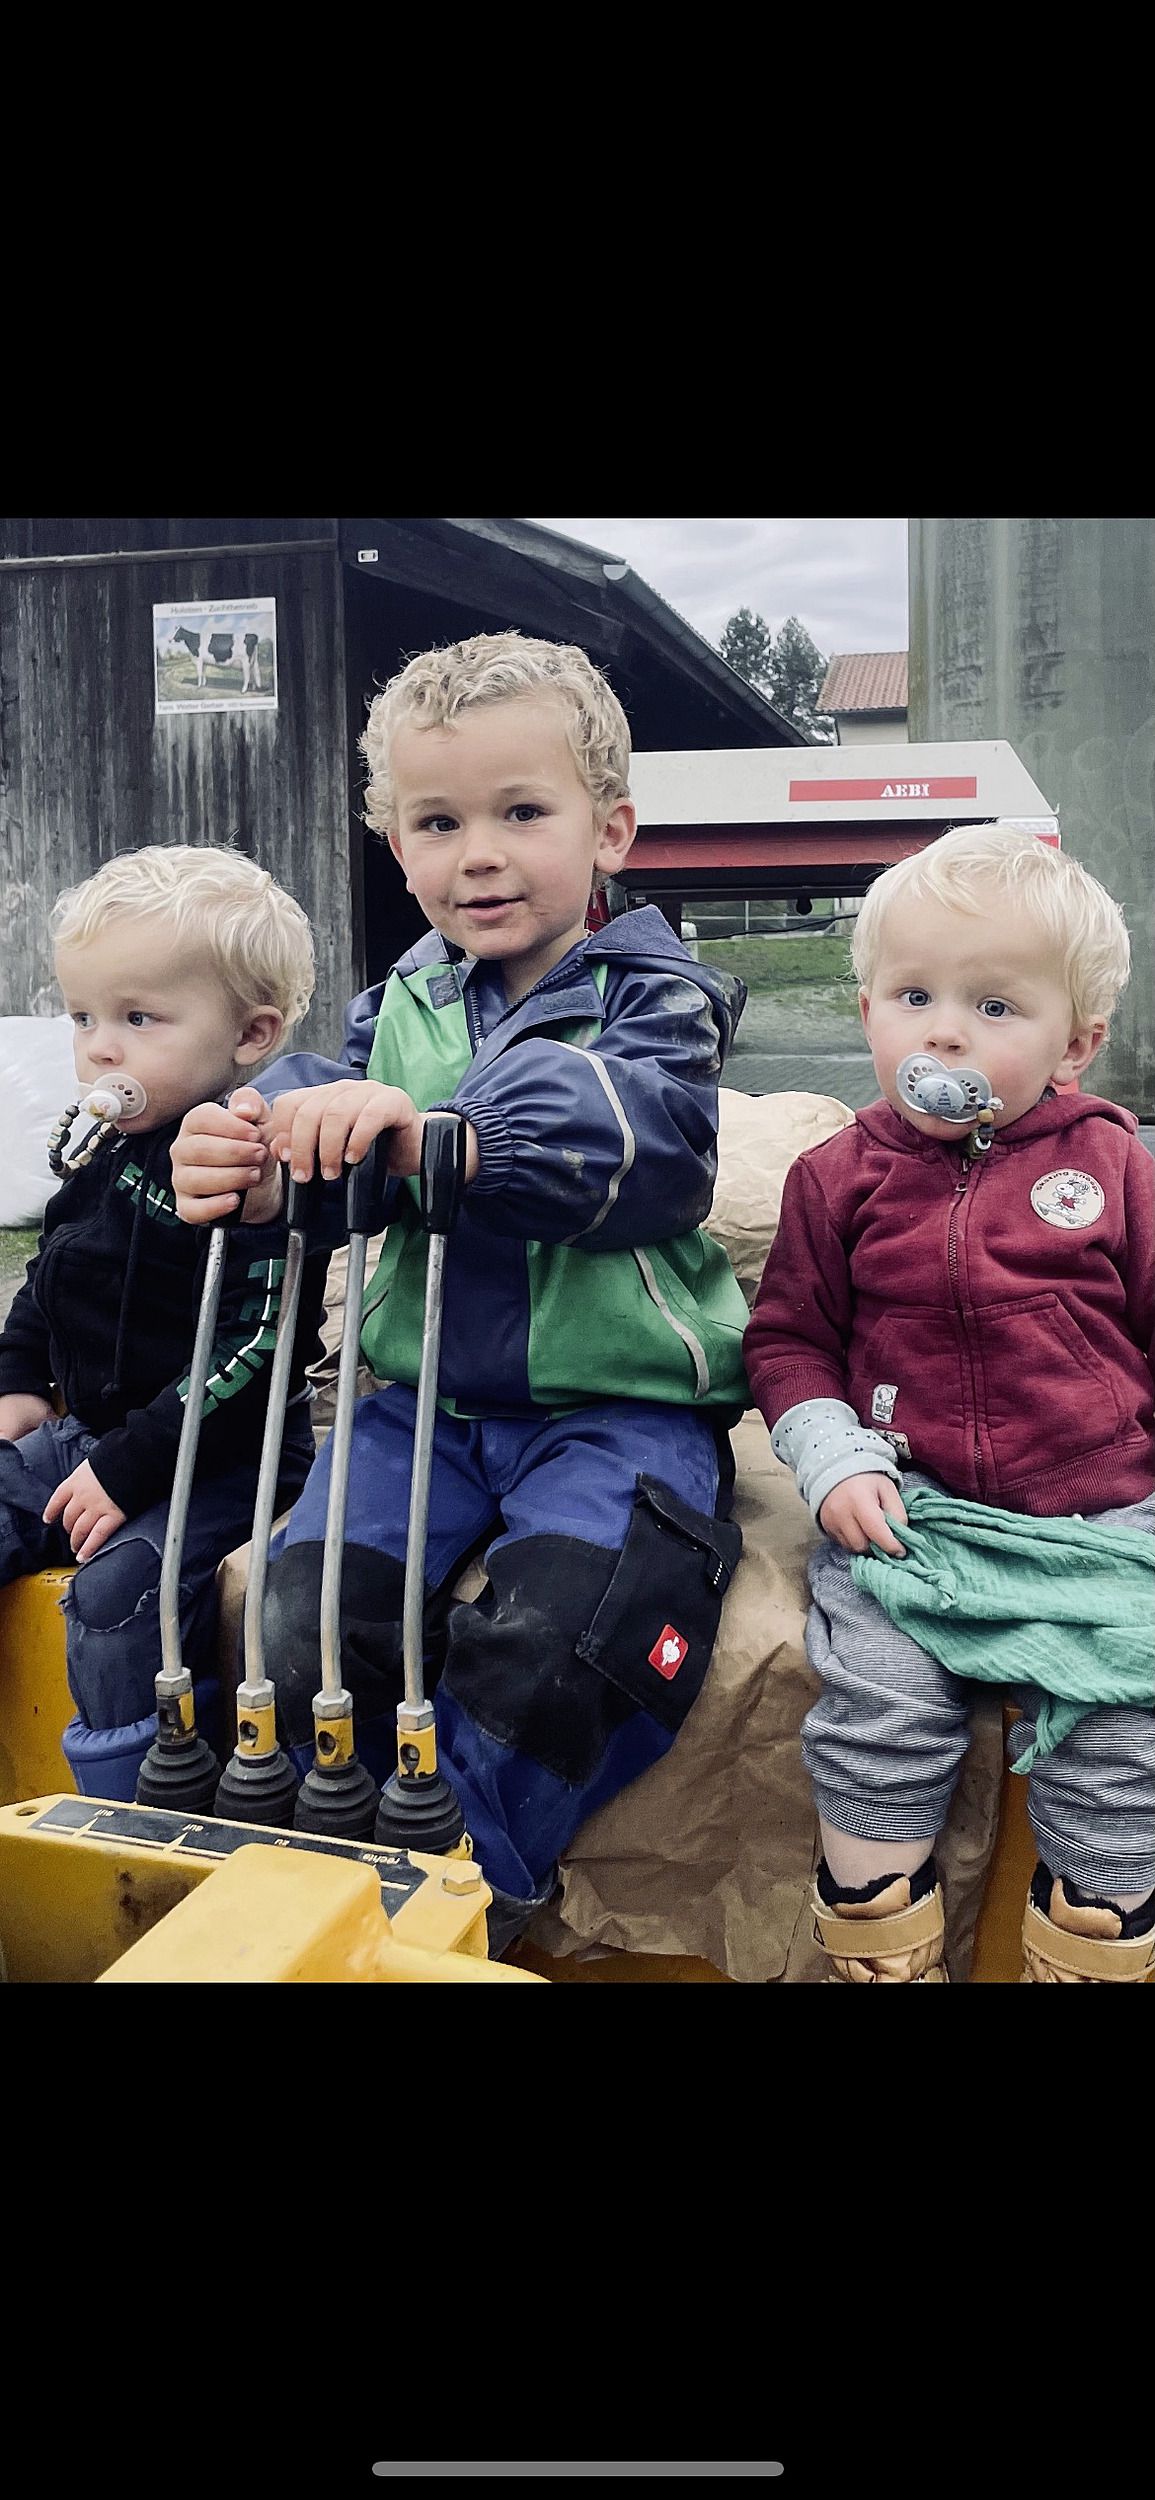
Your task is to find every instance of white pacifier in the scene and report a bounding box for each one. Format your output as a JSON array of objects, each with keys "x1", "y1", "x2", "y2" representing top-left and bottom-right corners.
[
  {"x1": 895, "y1": 1054, "x2": 1002, "y2": 1123},
  {"x1": 48, "y1": 1076, "x2": 151, "y2": 1177},
  {"x1": 82, "y1": 1077, "x2": 150, "y2": 1121}
]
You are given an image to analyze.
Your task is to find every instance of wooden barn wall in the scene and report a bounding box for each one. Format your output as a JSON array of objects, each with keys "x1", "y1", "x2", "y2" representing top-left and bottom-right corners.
[{"x1": 0, "y1": 528, "x2": 356, "y2": 1058}]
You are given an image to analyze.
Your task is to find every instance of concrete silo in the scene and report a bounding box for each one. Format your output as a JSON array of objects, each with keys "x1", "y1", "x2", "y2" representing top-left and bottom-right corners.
[{"x1": 908, "y1": 518, "x2": 1155, "y2": 1117}]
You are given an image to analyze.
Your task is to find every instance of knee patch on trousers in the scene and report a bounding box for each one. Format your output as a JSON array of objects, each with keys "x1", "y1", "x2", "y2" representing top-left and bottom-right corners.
[
  {"x1": 443, "y1": 1479, "x2": 741, "y2": 1786},
  {"x1": 444, "y1": 1535, "x2": 626, "y2": 1784},
  {"x1": 66, "y1": 1538, "x2": 159, "y2": 1633},
  {"x1": 261, "y1": 1542, "x2": 409, "y2": 1746}
]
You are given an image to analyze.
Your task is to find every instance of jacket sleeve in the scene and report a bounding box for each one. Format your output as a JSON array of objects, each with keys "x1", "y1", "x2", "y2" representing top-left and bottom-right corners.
[
  {"x1": 438, "y1": 967, "x2": 730, "y2": 1248},
  {"x1": 0, "y1": 1255, "x2": 53, "y2": 1403},
  {"x1": 743, "y1": 1154, "x2": 858, "y2": 1426},
  {"x1": 86, "y1": 1227, "x2": 329, "y2": 1519},
  {"x1": 0, "y1": 1170, "x2": 82, "y2": 1403},
  {"x1": 1122, "y1": 1135, "x2": 1155, "y2": 1372},
  {"x1": 255, "y1": 982, "x2": 388, "y2": 1098}
]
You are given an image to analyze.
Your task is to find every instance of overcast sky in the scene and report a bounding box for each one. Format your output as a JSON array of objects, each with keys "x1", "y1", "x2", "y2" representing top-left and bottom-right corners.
[{"x1": 525, "y1": 518, "x2": 909, "y2": 661}]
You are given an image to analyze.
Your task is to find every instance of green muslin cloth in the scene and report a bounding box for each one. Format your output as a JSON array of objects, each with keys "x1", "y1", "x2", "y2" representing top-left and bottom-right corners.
[{"x1": 852, "y1": 1487, "x2": 1155, "y2": 1771}]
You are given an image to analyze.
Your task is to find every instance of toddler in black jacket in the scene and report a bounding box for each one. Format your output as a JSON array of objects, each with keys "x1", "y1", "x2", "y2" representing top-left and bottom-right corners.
[{"x1": 0, "y1": 844, "x2": 323, "y2": 1797}]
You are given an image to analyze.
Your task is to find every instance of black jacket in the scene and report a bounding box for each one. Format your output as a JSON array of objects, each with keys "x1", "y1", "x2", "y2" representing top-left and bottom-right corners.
[{"x1": 0, "y1": 1114, "x2": 329, "y2": 1518}]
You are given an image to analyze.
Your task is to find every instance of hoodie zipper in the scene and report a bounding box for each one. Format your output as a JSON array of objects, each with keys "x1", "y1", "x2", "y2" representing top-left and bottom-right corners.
[{"x1": 947, "y1": 1147, "x2": 988, "y2": 1495}]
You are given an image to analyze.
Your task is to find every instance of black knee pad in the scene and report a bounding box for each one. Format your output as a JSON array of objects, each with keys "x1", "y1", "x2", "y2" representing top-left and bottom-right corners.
[
  {"x1": 443, "y1": 1477, "x2": 742, "y2": 1785},
  {"x1": 261, "y1": 1542, "x2": 408, "y2": 1746},
  {"x1": 443, "y1": 1535, "x2": 627, "y2": 1782}
]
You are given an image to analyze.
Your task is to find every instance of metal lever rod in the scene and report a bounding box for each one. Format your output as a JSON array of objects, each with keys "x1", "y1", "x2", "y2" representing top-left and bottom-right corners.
[
  {"x1": 158, "y1": 1219, "x2": 233, "y2": 1686},
  {"x1": 402, "y1": 1115, "x2": 468, "y2": 1712},
  {"x1": 242, "y1": 1169, "x2": 320, "y2": 1687},
  {"x1": 317, "y1": 1142, "x2": 389, "y2": 1702}
]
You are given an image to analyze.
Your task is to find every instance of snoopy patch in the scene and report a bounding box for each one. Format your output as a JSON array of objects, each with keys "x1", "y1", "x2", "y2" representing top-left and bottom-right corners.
[{"x1": 1030, "y1": 1169, "x2": 1106, "y2": 1228}]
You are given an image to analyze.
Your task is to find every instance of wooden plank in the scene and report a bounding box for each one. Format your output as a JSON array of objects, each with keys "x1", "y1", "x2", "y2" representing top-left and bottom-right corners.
[{"x1": 0, "y1": 547, "x2": 355, "y2": 1057}]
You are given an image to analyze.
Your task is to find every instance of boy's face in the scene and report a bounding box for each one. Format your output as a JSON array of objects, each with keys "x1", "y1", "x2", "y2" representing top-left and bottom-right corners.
[
  {"x1": 387, "y1": 696, "x2": 636, "y2": 1003},
  {"x1": 55, "y1": 918, "x2": 283, "y2": 1137},
  {"x1": 859, "y1": 892, "x2": 1107, "y2": 1137}
]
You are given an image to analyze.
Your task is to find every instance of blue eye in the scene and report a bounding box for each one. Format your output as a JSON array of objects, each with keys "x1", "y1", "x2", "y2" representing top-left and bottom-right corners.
[
  {"x1": 509, "y1": 803, "x2": 543, "y2": 823},
  {"x1": 900, "y1": 987, "x2": 930, "y2": 1008},
  {"x1": 71, "y1": 1011, "x2": 93, "y2": 1029},
  {"x1": 978, "y1": 998, "x2": 1010, "y2": 1018},
  {"x1": 126, "y1": 1010, "x2": 154, "y2": 1028}
]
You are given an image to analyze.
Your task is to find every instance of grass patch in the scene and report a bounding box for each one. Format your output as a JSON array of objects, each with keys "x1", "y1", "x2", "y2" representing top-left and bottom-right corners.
[
  {"x1": 697, "y1": 932, "x2": 858, "y2": 998},
  {"x1": 0, "y1": 1228, "x2": 39, "y2": 1288}
]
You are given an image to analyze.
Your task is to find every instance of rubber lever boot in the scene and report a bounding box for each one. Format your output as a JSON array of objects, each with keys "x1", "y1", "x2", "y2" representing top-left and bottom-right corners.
[
  {"x1": 812, "y1": 1854, "x2": 948, "y2": 1983},
  {"x1": 1020, "y1": 1862, "x2": 1155, "y2": 1983}
]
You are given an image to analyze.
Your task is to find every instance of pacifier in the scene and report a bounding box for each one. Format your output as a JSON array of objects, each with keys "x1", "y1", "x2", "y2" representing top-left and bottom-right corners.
[
  {"x1": 895, "y1": 1055, "x2": 1002, "y2": 1123},
  {"x1": 82, "y1": 1077, "x2": 150, "y2": 1121},
  {"x1": 48, "y1": 1077, "x2": 151, "y2": 1178}
]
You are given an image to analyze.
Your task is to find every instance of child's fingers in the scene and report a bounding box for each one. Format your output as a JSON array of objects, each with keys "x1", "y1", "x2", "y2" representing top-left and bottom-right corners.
[
  {"x1": 226, "y1": 1086, "x2": 268, "y2": 1126},
  {"x1": 177, "y1": 1135, "x2": 266, "y2": 1177},
  {"x1": 75, "y1": 1516, "x2": 117, "y2": 1562},
  {"x1": 344, "y1": 1101, "x2": 405, "y2": 1167},
  {"x1": 180, "y1": 1186, "x2": 250, "y2": 1221}
]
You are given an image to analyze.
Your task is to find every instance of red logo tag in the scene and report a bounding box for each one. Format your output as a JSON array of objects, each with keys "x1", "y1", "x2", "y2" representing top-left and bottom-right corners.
[{"x1": 648, "y1": 1624, "x2": 689, "y2": 1679}]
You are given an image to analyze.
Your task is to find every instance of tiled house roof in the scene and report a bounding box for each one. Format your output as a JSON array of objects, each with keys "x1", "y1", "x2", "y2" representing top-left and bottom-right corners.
[{"x1": 819, "y1": 651, "x2": 908, "y2": 713}]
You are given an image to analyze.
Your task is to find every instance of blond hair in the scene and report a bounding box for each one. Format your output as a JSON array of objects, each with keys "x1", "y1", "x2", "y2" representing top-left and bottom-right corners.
[
  {"x1": 852, "y1": 824, "x2": 1130, "y2": 1026},
  {"x1": 360, "y1": 629, "x2": 632, "y2": 840},
  {"x1": 51, "y1": 844, "x2": 315, "y2": 1037}
]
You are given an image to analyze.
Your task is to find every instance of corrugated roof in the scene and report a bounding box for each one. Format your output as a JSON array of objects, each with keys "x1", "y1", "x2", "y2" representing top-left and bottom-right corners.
[{"x1": 819, "y1": 651, "x2": 908, "y2": 713}]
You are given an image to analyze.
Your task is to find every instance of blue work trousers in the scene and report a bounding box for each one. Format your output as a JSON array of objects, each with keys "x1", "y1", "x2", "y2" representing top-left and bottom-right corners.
[{"x1": 267, "y1": 1385, "x2": 731, "y2": 1911}]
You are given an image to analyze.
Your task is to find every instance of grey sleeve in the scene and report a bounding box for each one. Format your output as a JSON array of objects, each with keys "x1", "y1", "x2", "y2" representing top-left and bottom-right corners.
[{"x1": 770, "y1": 1397, "x2": 902, "y2": 1524}]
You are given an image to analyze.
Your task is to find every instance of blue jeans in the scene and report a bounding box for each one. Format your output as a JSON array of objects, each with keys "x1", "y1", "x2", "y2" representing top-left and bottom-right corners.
[{"x1": 0, "y1": 1409, "x2": 314, "y2": 1786}]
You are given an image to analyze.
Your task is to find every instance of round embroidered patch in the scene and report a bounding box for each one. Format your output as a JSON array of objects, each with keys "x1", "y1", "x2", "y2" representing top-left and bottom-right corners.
[{"x1": 1030, "y1": 1168, "x2": 1106, "y2": 1227}]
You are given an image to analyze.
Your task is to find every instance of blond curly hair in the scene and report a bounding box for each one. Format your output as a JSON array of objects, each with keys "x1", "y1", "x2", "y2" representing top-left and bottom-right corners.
[
  {"x1": 852, "y1": 824, "x2": 1130, "y2": 1027},
  {"x1": 360, "y1": 629, "x2": 632, "y2": 840},
  {"x1": 51, "y1": 844, "x2": 315, "y2": 1036}
]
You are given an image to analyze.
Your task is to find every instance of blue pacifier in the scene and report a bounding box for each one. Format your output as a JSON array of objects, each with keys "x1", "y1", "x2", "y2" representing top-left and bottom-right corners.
[{"x1": 895, "y1": 1055, "x2": 1002, "y2": 1123}]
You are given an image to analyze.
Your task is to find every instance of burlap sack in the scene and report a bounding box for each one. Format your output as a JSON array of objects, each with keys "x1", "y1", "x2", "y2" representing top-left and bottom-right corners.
[{"x1": 216, "y1": 1087, "x2": 1004, "y2": 1981}]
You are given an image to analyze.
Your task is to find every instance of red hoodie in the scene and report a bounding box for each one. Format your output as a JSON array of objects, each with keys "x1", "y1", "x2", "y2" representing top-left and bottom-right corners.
[{"x1": 745, "y1": 1092, "x2": 1155, "y2": 1517}]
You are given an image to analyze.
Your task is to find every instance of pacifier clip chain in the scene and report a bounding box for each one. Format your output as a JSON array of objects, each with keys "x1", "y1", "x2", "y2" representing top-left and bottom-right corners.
[
  {"x1": 47, "y1": 1078, "x2": 149, "y2": 1178},
  {"x1": 962, "y1": 1104, "x2": 998, "y2": 1159}
]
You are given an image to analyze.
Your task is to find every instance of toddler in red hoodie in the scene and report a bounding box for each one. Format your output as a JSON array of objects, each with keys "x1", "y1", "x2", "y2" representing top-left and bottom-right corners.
[{"x1": 745, "y1": 824, "x2": 1154, "y2": 1982}]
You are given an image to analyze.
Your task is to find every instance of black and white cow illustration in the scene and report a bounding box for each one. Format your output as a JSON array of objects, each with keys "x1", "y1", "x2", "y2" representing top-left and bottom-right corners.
[{"x1": 168, "y1": 624, "x2": 262, "y2": 692}]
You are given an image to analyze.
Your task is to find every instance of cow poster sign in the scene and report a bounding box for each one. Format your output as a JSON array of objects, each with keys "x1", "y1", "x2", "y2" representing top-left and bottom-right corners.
[{"x1": 153, "y1": 597, "x2": 278, "y2": 715}]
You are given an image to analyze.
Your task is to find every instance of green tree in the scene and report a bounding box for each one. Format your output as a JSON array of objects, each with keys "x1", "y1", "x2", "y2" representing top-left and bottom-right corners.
[
  {"x1": 718, "y1": 607, "x2": 774, "y2": 691},
  {"x1": 720, "y1": 608, "x2": 836, "y2": 744}
]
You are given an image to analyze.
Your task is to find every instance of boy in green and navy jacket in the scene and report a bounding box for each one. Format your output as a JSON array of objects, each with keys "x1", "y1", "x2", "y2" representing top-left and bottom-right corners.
[{"x1": 173, "y1": 630, "x2": 750, "y2": 1943}]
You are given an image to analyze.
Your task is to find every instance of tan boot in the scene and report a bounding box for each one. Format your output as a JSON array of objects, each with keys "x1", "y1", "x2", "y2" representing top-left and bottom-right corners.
[
  {"x1": 812, "y1": 1861, "x2": 948, "y2": 1983},
  {"x1": 1021, "y1": 1865, "x2": 1155, "y2": 1984}
]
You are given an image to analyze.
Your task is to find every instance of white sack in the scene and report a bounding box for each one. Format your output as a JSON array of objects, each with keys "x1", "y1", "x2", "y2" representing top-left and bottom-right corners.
[{"x1": 0, "y1": 1015, "x2": 78, "y2": 1225}]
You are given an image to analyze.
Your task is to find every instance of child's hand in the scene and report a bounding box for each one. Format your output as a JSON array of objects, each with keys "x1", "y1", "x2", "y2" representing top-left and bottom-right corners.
[
  {"x1": 265, "y1": 1081, "x2": 427, "y2": 1183},
  {"x1": 43, "y1": 1460, "x2": 127, "y2": 1562},
  {"x1": 0, "y1": 1392, "x2": 53, "y2": 1442},
  {"x1": 170, "y1": 1092, "x2": 283, "y2": 1226},
  {"x1": 818, "y1": 1474, "x2": 908, "y2": 1556}
]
